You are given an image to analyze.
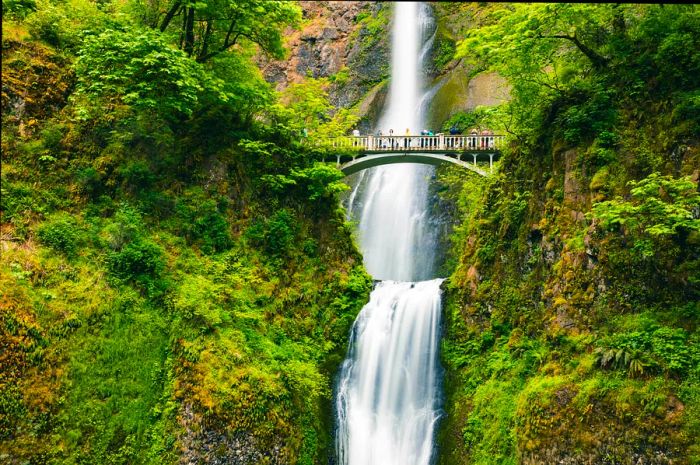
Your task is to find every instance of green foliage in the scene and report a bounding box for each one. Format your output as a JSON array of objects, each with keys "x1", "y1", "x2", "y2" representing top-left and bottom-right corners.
[
  {"x1": 595, "y1": 325, "x2": 697, "y2": 377},
  {"x1": 439, "y1": 4, "x2": 700, "y2": 465},
  {"x1": 36, "y1": 213, "x2": 82, "y2": 257},
  {"x1": 206, "y1": 52, "x2": 275, "y2": 119},
  {"x1": 107, "y1": 240, "x2": 165, "y2": 283},
  {"x1": 554, "y1": 82, "x2": 617, "y2": 145},
  {"x1": 1, "y1": 178, "x2": 63, "y2": 222},
  {"x1": 174, "y1": 275, "x2": 227, "y2": 329},
  {"x1": 329, "y1": 66, "x2": 350, "y2": 86},
  {"x1": 456, "y1": 4, "x2": 700, "y2": 146},
  {"x1": 355, "y1": 3, "x2": 391, "y2": 53},
  {"x1": 174, "y1": 189, "x2": 232, "y2": 254},
  {"x1": 441, "y1": 107, "x2": 500, "y2": 133},
  {"x1": 148, "y1": 0, "x2": 301, "y2": 62},
  {"x1": 292, "y1": 164, "x2": 349, "y2": 201},
  {"x1": 273, "y1": 77, "x2": 359, "y2": 137},
  {"x1": 24, "y1": 0, "x2": 108, "y2": 50},
  {"x1": 433, "y1": 36, "x2": 456, "y2": 71},
  {"x1": 591, "y1": 173, "x2": 700, "y2": 257},
  {"x1": 75, "y1": 27, "x2": 208, "y2": 119},
  {"x1": 2, "y1": 0, "x2": 371, "y2": 463},
  {"x1": 2, "y1": 0, "x2": 36, "y2": 20},
  {"x1": 245, "y1": 209, "x2": 298, "y2": 258},
  {"x1": 116, "y1": 159, "x2": 156, "y2": 191}
]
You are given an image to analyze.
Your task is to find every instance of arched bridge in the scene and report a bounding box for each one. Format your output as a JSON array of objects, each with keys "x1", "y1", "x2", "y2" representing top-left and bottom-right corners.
[{"x1": 312, "y1": 134, "x2": 504, "y2": 176}]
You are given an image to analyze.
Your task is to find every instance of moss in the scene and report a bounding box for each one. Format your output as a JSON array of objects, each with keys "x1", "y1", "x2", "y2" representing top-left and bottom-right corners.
[
  {"x1": 1, "y1": 28, "x2": 373, "y2": 465},
  {"x1": 435, "y1": 37, "x2": 700, "y2": 464},
  {"x1": 425, "y1": 69, "x2": 471, "y2": 131}
]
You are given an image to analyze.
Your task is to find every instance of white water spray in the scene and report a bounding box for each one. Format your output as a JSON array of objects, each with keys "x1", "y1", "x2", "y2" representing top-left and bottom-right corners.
[{"x1": 336, "y1": 3, "x2": 443, "y2": 465}]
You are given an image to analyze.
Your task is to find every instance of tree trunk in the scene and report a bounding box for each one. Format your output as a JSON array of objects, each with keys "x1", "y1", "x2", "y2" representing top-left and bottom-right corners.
[
  {"x1": 184, "y1": 8, "x2": 195, "y2": 56},
  {"x1": 197, "y1": 20, "x2": 213, "y2": 62},
  {"x1": 159, "y1": 1, "x2": 182, "y2": 32}
]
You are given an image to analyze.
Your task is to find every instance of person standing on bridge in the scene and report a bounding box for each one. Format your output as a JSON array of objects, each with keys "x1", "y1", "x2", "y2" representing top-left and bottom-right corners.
[
  {"x1": 481, "y1": 129, "x2": 489, "y2": 149},
  {"x1": 405, "y1": 128, "x2": 410, "y2": 149},
  {"x1": 448, "y1": 125, "x2": 459, "y2": 148},
  {"x1": 389, "y1": 128, "x2": 394, "y2": 149}
]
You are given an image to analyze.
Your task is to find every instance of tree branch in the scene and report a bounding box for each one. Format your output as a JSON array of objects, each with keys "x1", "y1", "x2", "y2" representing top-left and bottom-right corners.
[
  {"x1": 159, "y1": 1, "x2": 182, "y2": 32},
  {"x1": 539, "y1": 33, "x2": 609, "y2": 68}
]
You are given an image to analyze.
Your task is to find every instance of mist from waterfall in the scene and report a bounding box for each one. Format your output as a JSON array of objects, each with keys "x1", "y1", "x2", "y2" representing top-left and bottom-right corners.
[{"x1": 336, "y1": 3, "x2": 443, "y2": 465}]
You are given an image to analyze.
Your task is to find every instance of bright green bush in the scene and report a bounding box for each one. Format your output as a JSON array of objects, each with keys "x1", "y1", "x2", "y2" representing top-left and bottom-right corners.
[
  {"x1": 595, "y1": 325, "x2": 697, "y2": 377},
  {"x1": 174, "y1": 190, "x2": 232, "y2": 254},
  {"x1": 591, "y1": 173, "x2": 700, "y2": 257},
  {"x1": 106, "y1": 240, "x2": 165, "y2": 283},
  {"x1": 75, "y1": 27, "x2": 208, "y2": 119},
  {"x1": 36, "y1": 213, "x2": 82, "y2": 257},
  {"x1": 291, "y1": 163, "x2": 349, "y2": 201}
]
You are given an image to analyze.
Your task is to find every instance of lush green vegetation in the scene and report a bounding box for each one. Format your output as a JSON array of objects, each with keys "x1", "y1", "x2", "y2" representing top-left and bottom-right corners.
[
  {"x1": 1, "y1": 1, "x2": 370, "y2": 463},
  {"x1": 436, "y1": 3, "x2": 700, "y2": 465},
  {"x1": 3, "y1": 1, "x2": 699, "y2": 464}
]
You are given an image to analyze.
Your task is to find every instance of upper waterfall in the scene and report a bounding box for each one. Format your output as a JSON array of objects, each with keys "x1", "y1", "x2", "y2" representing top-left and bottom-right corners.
[
  {"x1": 377, "y1": 2, "x2": 424, "y2": 135},
  {"x1": 348, "y1": 2, "x2": 438, "y2": 282}
]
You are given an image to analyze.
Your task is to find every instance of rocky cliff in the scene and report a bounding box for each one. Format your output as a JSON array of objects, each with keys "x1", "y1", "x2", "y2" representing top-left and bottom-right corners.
[
  {"x1": 258, "y1": 1, "x2": 391, "y2": 131},
  {"x1": 260, "y1": 2, "x2": 511, "y2": 134}
]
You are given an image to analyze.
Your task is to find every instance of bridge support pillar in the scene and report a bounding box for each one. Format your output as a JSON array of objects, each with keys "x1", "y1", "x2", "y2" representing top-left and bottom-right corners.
[
  {"x1": 439, "y1": 134, "x2": 445, "y2": 150},
  {"x1": 489, "y1": 153, "x2": 494, "y2": 171},
  {"x1": 368, "y1": 135, "x2": 374, "y2": 150},
  {"x1": 472, "y1": 154, "x2": 478, "y2": 166}
]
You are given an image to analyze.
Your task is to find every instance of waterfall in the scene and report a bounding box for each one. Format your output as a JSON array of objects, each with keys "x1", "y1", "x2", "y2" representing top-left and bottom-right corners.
[{"x1": 336, "y1": 3, "x2": 443, "y2": 465}]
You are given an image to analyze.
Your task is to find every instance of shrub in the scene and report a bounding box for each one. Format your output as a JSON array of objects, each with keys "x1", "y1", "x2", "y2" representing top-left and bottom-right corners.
[
  {"x1": 106, "y1": 240, "x2": 165, "y2": 283},
  {"x1": 116, "y1": 160, "x2": 155, "y2": 191},
  {"x1": 174, "y1": 191, "x2": 232, "y2": 254},
  {"x1": 291, "y1": 163, "x2": 349, "y2": 201},
  {"x1": 75, "y1": 26, "x2": 207, "y2": 120},
  {"x1": 595, "y1": 325, "x2": 697, "y2": 377},
  {"x1": 245, "y1": 209, "x2": 298, "y2": 257},
  {"x1": 36, "y1": 213, "x2": 82, "y2": 256},
  {"x1": 591, "y1": 173, "x2": 700, "y2": 256},
  {"x1": 104, "y1": 205, "x2": 145, "y2": 250},
  {"x1": 3, "y1": 0, "x2": 37, "y2": 19}
]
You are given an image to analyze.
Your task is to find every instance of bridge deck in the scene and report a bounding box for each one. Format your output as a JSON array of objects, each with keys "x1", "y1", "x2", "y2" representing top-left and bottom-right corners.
[
  {"x1": 314, "y1": 134, "x2": 504, "y2": 153},
  {"x1": 312, "y1": 134, "x2": 504, "y2": 176}
]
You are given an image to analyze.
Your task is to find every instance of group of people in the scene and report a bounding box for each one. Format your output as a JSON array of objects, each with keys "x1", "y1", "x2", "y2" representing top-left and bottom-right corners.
[
  {"x1": 350, "y1": 127, "x2": 495, "y2": 137},
  {"x1": 348, "y1": 127, "x2": 497, "y2": 150}
]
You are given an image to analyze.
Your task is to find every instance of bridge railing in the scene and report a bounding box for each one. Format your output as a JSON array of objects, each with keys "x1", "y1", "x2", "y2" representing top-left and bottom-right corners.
[{"x1": 311, "y1": 134, "x2": 505, "y2": 151}]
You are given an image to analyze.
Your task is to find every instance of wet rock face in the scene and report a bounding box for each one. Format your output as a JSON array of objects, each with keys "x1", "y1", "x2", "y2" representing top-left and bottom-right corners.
[
  {"x1": 178, "y1": 405, "x2": 286, "y2": 465},
  {"x1": 260, "y1": 2, "x2": 367, "y2": 87},
  {"x1": 259, "y1": 1, "x2": 390, "y2": 115}
]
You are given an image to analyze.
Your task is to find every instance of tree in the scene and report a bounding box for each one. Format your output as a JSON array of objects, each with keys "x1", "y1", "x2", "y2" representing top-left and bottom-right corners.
[
  {"x1": 134, "y1": 0, "x2": 301, "y2": 63},
  {"x1": 456, "y1": 4, "x2": 700, "y2": 141},
  {"x1": 75, "y1": 27, "x2": 209, "y2": 119},
  {"x1": 271, "y1": 78, "x2": 359, "y2": 138}
]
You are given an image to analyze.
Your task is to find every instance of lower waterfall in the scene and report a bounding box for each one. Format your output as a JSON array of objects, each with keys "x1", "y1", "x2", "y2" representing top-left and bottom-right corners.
[{"x1": 335, "y1": 280, "x2": 443, "y2": 465}]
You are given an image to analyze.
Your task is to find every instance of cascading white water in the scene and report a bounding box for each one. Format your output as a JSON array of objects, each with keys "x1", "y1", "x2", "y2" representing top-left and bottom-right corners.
[
  {"x1": 336, "y1": 3, "x2": 443, "y2": 465},
  {"x1": 336, "y1": 280, "x2": 443, "y2": 465}
]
